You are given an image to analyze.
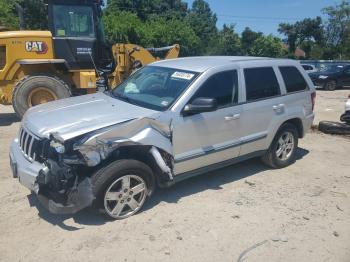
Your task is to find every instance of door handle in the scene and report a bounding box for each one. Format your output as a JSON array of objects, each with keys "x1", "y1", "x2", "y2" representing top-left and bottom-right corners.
[{"x1": 225, "y1": 114, "x2": 240, "y2": 121}]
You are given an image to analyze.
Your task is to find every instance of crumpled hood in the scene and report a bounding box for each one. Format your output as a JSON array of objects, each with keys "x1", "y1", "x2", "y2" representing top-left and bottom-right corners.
[{"x1": 22, "y1": 92, "x2": 158, "y2": 141}]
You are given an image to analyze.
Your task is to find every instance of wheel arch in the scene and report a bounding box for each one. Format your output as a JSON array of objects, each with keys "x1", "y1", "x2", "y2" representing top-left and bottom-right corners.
[
  {"x1": 91, "y1": 145, "x2": 173, "y2": 190},
  {"x1": 283, "y1": 118, "x2": 304, "y2": 138}
]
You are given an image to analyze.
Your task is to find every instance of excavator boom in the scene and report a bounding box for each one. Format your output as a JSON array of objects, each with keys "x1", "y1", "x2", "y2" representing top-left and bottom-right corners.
[{"x1": 109, "y1": 44, "x2": 180, "y2": 88}]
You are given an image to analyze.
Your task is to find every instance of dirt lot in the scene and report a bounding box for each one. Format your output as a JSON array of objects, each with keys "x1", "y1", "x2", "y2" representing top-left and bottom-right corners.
[{"x1": 0, "y1": 90, "x2": 349, "y2": 262}]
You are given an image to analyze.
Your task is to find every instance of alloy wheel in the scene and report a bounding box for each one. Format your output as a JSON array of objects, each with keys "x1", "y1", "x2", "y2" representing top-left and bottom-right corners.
[
  {"x1": 104, "y1": 174, "x2": 147, "y2": 219},
  {"x1": 275, "y1": 131, "x2": 295, "y2": 161}
]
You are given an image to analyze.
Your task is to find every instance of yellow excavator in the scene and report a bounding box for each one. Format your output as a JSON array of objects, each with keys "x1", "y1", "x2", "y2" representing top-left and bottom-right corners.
[{"x1": 0, "y1": 0, "x2": 180, "y2": 117}]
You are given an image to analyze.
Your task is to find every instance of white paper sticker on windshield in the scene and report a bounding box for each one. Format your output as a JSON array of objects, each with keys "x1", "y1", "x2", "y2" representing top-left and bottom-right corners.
[{"x1": 171, "y1": 72, "x2": 195, "y2": 80}]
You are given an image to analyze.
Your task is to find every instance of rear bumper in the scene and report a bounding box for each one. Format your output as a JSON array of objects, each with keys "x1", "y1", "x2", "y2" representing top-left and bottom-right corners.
[{"x1": 303, "y1": 113, "x2": 315, "y2": 135}]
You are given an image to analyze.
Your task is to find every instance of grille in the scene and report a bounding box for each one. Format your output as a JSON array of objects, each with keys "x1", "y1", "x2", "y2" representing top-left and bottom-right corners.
[{"x1": 18, "y1": 127, "x2": 41, "y2": 162}]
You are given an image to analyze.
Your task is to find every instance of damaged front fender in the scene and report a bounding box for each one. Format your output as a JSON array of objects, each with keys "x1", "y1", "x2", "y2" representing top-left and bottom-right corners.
[{"x1": 74, "y1": 116, "x2": 174, "y2": 167}]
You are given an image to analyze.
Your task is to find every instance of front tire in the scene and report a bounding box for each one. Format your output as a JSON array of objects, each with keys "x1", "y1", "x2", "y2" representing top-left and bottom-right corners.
[
  {"x1": 262, "y1": 123, "x2": 299, "y2": 169},
  {"x1": 91, "y1": 160, "x2": 155, "y2": 220},
  {"x1": 12, "y1": 74, "x2": 71, "y2": 118}
]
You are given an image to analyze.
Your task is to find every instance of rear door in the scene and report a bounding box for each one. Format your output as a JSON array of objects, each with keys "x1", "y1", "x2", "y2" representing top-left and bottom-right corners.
[
  {"x1": 239, "y1": 66, "x2": 284, "y2": 156},
  {"x1": 278, "y1": 65, "x2": 313, "y2": 117}
]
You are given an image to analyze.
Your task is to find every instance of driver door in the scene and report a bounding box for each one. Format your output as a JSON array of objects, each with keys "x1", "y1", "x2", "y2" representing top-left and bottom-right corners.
[{"x1": 172, "y1": 70, "x2": 242, "y2": 175}]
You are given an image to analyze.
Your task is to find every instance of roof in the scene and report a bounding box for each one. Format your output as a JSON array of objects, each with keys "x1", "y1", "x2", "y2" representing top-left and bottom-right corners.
[
  {"x1": 0, "y1": 31, "x2": 52, "y2": 39},
  {"x1": 152, "y1": 56, "x2": 276, "y2": 72}
]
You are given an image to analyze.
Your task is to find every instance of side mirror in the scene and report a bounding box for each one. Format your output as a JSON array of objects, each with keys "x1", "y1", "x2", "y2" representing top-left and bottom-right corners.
[{"x1": 183, "y1": 98, "x2": 218, "y2": 115}]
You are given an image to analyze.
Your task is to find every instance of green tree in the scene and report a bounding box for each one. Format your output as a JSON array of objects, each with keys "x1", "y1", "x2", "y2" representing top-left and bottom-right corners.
[
  {"x1": 0, "y1": 0, "x2": 20, "y2": 30},
  {"x1": 278, "y1": 23, "x2": 297, "y2": 54},
  {"x1": 249, "y1": 35, "x2": 286, "y2": 58},
  {"x1": 322, "y1": 0, "x2": 350, "y2": 59},
  {"x1": 278, "y1": 17, "x2": 323, "y2": 57},
  {"x1": 21, "y1": 0, "x2": 47, "y2": 30},
  {"x1": 103, "y1": 11, "x2": 145, "y2": 43},
  {"x1": 106, "y1": 0, "x2": 188, "y2": 21},
  {"x1": 186, "y1": 0, "x2": 218, "y2": 54},
  {"x1": 141, "y1": 17, "x2": 200, "y2": 56},
  {"x1": 0, "y1": 0, "x2": 48, "y2": 31},
  {"x1": 208, "y1": 24, "x2": 241, "y2": 55},
  {"x1": 241, "y1": 27, "x2": 263, "y2": 55}
]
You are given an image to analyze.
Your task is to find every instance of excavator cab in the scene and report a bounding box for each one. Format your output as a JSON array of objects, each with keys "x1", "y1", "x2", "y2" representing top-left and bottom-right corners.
[{"x1": 47, "y1": 0, "x2": 113, "y2": 71}]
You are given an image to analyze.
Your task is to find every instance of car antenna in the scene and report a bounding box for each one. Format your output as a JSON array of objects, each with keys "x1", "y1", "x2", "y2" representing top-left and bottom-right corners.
[
  {"x1": 88, "y1": 51, "x2": 99, "y2": 77},
  {"x1": 88, "y1": 51, "x2": 108, "y2": 92}
]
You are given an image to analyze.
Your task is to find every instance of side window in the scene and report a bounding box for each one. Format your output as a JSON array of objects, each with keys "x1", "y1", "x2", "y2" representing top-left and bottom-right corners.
[
  {"x1": 191, "y1": 70, "x2": 238, "y2": 107},
  {"x1": 302, "y1": 65, "x2": 312, "y2": 71},
  {"x1": 244, "y1": 67, "x2": 280, "y2": 101},
  {"x1": 279, "y1": 66, "x2": 309, "y2": 93}
]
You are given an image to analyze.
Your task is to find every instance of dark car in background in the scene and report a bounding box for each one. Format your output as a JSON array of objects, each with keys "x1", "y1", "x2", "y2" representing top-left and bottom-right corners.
[{"x1": 309, "y1": 64, "x2": 350, "y2": 91}]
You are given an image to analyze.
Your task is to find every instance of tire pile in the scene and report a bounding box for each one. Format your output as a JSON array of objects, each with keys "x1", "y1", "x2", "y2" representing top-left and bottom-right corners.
[{"x1": 319, "y1": 116, "x2": 350, "y2": 135}]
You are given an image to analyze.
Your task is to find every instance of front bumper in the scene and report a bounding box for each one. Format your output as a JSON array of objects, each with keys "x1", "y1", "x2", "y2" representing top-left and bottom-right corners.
[
  {"x1": 10, "y1": 139, "x2": 94, "y2": 214},
  {"x1": 10, "y1": 139, "x2": 44, "y2": 192},
  {"x1": 303, "y1": 113, "x2": 315, "y2": 135}
]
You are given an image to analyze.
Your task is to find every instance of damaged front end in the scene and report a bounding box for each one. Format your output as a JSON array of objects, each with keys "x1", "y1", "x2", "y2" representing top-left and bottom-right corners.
[
  {"x1": 34, "y1": 135, "x2": 95, "y2": 214},
  {"x1": 29, "y1": 116, "x2": 175, "y2": 214},
  {"x1": 73, "y1": 116, "x2": 175, "y2": 181}
]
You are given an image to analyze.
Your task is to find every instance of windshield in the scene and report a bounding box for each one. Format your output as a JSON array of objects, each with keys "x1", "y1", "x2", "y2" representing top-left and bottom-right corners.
[
  {"x1": 320, "y1": 65, "x2": 344, "y2": 73},
  {"x1": 112, "y1": 66, "x2": 199, "y2": 111},
  {"x1": 53, "y1": 5, "x2": 95, "y2": 37}
]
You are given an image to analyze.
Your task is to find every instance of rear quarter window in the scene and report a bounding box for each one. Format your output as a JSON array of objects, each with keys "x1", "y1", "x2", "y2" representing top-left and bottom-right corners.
[
  {"x1": 244, "y1": 67, "x2": 280, "y2": 101},
  {"x1": 279, "y1": 66, "x2": 309, "y2": 93}
]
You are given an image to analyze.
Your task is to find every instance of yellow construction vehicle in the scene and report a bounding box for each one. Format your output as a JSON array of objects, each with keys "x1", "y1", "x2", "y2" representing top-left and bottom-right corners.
[{"x1": 0, "y1": 0, "x2": 180, "y2": 117}]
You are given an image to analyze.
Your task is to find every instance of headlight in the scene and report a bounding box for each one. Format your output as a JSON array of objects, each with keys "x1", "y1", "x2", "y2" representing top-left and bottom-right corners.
[
  {"x1": 319, "y1": 75, "x2": 328, "y2": 79},
  {"x1": 50, "y1": 140, "x2": 65, "y2": 154}
]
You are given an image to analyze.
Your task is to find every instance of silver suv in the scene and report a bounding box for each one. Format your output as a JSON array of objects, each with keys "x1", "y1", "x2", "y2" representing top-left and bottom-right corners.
[{"x1": 10, "y1": 57, "x2": 316, "y2": 219}]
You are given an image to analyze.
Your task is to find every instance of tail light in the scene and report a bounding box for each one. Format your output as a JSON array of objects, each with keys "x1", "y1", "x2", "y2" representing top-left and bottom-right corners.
[{"x1": 311, "y1": 92, "x2": 316, "y2": 111}]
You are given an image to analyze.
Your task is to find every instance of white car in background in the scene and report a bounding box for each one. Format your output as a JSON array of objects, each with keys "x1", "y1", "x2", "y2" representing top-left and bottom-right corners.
[{"x1": 340, "y1": 94, "x2": 350, "y2": 124}]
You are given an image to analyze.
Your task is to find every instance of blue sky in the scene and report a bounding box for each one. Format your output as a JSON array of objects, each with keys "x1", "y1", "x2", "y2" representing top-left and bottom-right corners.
[{"x1": 185, "y1": 0, "x2": 342, "y2": 35}]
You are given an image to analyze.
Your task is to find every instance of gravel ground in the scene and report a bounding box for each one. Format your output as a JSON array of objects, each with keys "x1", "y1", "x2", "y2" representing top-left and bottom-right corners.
[{"x1": 0, "y1": 89, "x2": 349, "y2": 262}]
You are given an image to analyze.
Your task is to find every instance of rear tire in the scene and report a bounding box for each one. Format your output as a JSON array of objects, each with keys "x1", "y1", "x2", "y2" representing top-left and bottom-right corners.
[
  {"x1": 91, "y1": 159, "x2": 155, "y2": 220},
  {"x1": 324, "y1": 80, "x2": 337, "y2": 91},
  {"x1": 12, "y1": 74, "x2": 71, "y2": 118},
  {"x1": 262, "y1": 123, "x2": 299, "y2": 169},
  {"x1": 319, "y1": 121, "x2": 350, "y2": 135}
]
